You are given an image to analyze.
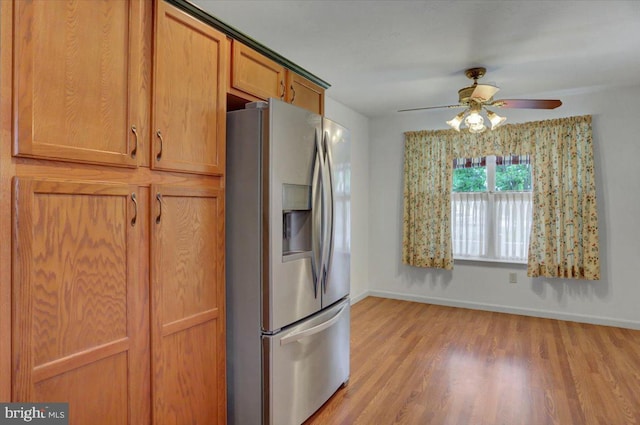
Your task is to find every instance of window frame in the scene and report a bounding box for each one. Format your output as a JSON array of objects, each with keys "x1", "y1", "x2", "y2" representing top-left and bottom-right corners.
[{"x1": 451, "y1": 155, "x2": 532, "y2": 264}]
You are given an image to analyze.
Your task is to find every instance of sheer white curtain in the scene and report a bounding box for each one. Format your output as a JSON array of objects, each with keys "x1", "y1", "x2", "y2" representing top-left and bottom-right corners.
[
  {"x1": 493, "y1": 192, "x2": 532, "y2": 261},
  {"x1": 451, "y1": 191, "x2": 532, "y2": 262},
  {"x1": 451, "y1": 192, "x2": 488, "y2": 258}
]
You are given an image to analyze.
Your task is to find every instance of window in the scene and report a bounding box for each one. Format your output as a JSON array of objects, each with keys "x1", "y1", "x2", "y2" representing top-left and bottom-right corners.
[{"x1": 451, "y1": 155, "x2": 532, "y2": 263}]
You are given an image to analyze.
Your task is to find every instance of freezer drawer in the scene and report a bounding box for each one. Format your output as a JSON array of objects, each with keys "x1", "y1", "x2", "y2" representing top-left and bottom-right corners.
[{"x1": 263, "y1": 299, "x2": 350, "y2": 425}]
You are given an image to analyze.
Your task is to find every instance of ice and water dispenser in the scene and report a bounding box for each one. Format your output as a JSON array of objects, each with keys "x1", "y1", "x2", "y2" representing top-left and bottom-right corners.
[{"x1": 282, "y1": 183, "x2": 311, "y2": 257}]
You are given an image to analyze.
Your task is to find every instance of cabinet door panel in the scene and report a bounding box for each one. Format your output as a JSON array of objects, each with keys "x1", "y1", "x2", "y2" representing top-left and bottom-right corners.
[
  {"x1": 12, "y1": 178, "x2": 148, "y2": 424},
  {"x1": 287, "y1": 72, "x2": 325, "y2": 115},
  {"x1": 153, "y1": 2, "x2": 227, "y2": 176},
  {"x1": 13, "y1": 0, "x2": 141, "y2": 167},
  {"x1": 151, "y1": 184, "x2": 226, "y2": 425},
  {"x1": 231, "y1": 41, "x2": 286, "y2": 101}
]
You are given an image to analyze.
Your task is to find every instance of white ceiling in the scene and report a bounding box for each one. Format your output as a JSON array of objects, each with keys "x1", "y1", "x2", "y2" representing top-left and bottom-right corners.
[{"x1": 192, "y1": 0, "x2": 640, "y2": 118}]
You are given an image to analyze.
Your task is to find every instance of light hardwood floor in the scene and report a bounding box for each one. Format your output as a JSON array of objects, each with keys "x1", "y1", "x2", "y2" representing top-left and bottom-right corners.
[{"x1": 304, "y1": 296, "x2": 640, "y2": 425}]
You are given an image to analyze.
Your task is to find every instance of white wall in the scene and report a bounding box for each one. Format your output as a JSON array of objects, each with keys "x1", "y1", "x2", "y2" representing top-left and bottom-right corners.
[
  {"x1": 324, "y1": 97, "x2": 371, "y2": 302},
  {"x1": 368, "y1": 84, "x2": 640, "y2": 329}
]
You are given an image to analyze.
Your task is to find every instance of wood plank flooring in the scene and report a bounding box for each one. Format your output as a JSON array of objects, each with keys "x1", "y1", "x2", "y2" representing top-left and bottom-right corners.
[{"x1": 304, "y1": 297, "x2": 640, "y2": 425}]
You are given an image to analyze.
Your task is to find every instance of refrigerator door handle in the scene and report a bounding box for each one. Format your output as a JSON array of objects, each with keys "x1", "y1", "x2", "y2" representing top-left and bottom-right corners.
[
  {"x1": 279, "y1": 303, "x2": 348, "y2": 345},
  {"x1": 321, "y1": 131, "x2": 335, "y2": 292},
  {"x1": 312, "y1": 129, "x2": 326, "y2": 298},
  {"x1": 310, "y1": 150, "x2": 319, "y2": 298}
]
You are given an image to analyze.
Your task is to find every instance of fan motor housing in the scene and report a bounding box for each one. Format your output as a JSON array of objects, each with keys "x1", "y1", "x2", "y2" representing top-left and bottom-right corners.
[
  {"x1": 458, "y1": 86, "x2": 477, "y2": 104},
  {"x1": 458, "y1": 67, "x2": 488, "y2": 104}
]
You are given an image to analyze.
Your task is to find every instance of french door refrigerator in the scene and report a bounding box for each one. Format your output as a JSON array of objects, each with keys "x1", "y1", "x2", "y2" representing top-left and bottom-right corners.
[{"x1": 226, "y1": 99, "x2": 351, "y2": 425}]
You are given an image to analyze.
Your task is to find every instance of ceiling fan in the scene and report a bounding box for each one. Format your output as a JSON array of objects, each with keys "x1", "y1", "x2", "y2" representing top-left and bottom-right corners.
[{"x1": 398, "y1": 67, "x2": 562, "y2": 133}]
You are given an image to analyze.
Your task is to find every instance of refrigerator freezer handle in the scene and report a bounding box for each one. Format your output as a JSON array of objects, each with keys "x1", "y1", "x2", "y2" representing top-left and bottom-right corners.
[
  {"x1": 312, "y1": 129, "x2": 326, "y2": 298},
  {"x1": 321, "y1": 131, "x2": 335, "y2": 292},
  {"x1": 279, "y1": 303, "x2": 348, "y2": 345}
]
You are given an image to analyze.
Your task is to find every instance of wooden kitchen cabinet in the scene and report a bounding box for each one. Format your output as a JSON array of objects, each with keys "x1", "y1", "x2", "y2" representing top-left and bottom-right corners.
[
  {"x1": 12, "y1": 0, "x2": 149, "y2": 168},
  {"x1": 286, "y1": 71, "x2": 325, "y2": 116},
  {"x1": 3, "y1": 0, "x2": 326, "y2": 419},
  {"x1": 12, "y1": 178, "x2": 149, "y2": 424},
  {"x1": 153, "y1": 1, "x2": 227, "y2": 176},
  {"x1": 151, "y1": 184, "x2": 226, "y2": 425},
  {"x1": 230, "y1": 41, "x2": 287, "y2": 101},
  {"x1": 3, "y1": 1, "x2": 227, "y2": 423},
  {"x1": 230, "y1": 41, "x2": 325, "y2": 115}
]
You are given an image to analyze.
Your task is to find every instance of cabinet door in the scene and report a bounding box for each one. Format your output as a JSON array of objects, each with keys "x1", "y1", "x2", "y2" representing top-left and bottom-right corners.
[
  {"x1": 12, "y1": 178, "x2": 148, "y2": 424},
  {"x1": 13, "y1": 0, "x2": 144, "y2": 167},
  {"x1": 153, "y1": 2, "x2": 227, "y2": 176},
  {"x1": 231, "y1": 41, "x2": 286, "y2": 101},
  {"x1": 151, "y1": 184, "x2": 226, "y2": 425},
  {"x1": 287, "y1": 71, "x2": 325, "y2": 115}
]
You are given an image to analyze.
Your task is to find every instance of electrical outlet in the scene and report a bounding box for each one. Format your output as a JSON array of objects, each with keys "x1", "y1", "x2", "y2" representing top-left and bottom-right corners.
[{"x1": 509, "y1": 273, "x2": 518, "y2": 284}]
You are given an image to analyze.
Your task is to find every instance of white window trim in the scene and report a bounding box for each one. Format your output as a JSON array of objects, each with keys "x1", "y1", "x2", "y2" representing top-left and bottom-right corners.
[{"x1": 453, "y1": 255, "x2": 528, "y2": 265}]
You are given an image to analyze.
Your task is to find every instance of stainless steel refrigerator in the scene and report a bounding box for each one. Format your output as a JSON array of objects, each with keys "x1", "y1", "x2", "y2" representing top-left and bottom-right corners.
[{"x1": 226, "y1": 99, "x2": 351, "y2": 425}]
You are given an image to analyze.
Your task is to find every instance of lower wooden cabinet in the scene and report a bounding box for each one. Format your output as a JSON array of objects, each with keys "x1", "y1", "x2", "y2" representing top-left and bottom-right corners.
[
  {"x1": 12, "y1": 178, "x2": 149, "y2": 424},
  {"x1": 11, "y1": 178, "x2": 225, "y2": 424},
  {"x1": 151, "y1": 184, "x2": 226, "y2": 424}
]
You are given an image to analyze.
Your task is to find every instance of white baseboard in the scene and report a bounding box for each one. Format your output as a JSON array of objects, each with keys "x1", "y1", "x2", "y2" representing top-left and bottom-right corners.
[
  {"x1": 350, "y1": 290, "x2": 370, "y2": 305},
  {"x1": 359, "y1": 290, "x2": 640, "y2": 330}
]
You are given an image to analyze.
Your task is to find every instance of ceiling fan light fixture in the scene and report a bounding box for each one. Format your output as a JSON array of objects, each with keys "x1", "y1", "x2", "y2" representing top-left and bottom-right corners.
[
  {"x1": 464, "y1": 107, "x2": 487, "y2": 133},
  {"x1": 486, "y1": 109, "x2": 506, "y2": 129},
  {"x1": 399, "y1": 68, "x2": 562, "y2": 132},
  {"x1": 446, "y1": 111, "x2": 466, "y2": 132},
  {"x1": 464, "y1": 110, "x2": 484, "y2": 127},
  {"x1": 468, "y1": 122, "x2": 487, "y2": 134}
]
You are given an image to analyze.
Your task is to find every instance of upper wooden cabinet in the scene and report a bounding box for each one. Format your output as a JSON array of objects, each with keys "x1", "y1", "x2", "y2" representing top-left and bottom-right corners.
[
  {"x1": 286, "y1": 71, "x2": 325, "y2": 116},
  {"x1": 230, "y1": 41, "x2": 325, "y2": 115},
  {"x1": 153, "y1": 1, "x2": 227, "y2": 176},
  {"x1": 12, "y1": 0, "x2": 149, "y2": 167},
  {"x1": 231, "y1": 41, "x2": 286, "y2": 101}
]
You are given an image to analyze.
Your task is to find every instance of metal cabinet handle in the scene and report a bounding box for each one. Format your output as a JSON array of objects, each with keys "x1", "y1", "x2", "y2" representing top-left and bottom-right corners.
[
  {"x1": 155, "y1": 193, "x2": 162, "y2": 224},
  {"x1": 280, "y1": 80, "x2": 286, "y2": 100},
  {"x1": 156, "y1": 130, "x2": 163, "y2": 161},
  {"x1": 290, "y1": 85, "x2": 296, "y2": 103},
  {"x1": 130, "y1": 125, "x2": 138, "y2": 158},
  {"x1": 131, "y1": 193, "x2": 138, "y2": 227}
]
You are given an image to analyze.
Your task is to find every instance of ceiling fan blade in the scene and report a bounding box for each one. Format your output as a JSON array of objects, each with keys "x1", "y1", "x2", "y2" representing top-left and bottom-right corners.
[
  {"x1": 470, "y1": 84, "x2": 500, "y2": 101},
  {"x1": 398, "y1": 104, "x2": 465, "y2": 113},
  {"x1": 491, "y1": 99, "x2": 562, "y2": 109}
]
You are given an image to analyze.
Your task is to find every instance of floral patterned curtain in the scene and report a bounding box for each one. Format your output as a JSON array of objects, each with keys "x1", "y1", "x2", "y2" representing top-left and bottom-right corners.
[
  {"x1": 402, "y1": 115, "x2": 600, "y2": 280},
  {"x1": 527, "y1": 116, "x2": 599, "y2": 279},
  {"x1": 402, "y1": 131, "x2": 454, "y2": 269}
]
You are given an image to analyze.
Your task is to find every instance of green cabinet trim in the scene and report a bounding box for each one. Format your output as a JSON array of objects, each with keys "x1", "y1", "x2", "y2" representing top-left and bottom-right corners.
[{"x1": 165, "y1": 0, "x2": 331, "y2": 89}]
